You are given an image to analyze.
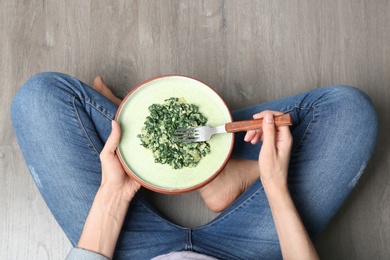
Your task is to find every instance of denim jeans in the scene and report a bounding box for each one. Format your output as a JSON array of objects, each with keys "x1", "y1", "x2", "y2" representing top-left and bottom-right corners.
[{"x1": 11, "y1": 72, "x2": 378, "y2": 260}]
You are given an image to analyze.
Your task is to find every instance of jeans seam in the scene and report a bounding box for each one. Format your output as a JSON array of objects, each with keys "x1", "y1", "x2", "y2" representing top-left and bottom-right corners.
[
  {"x1": 72, "y1": 96, "x2": 101, "y2": 156},
  {"x1": 291, "y1": 89, "x2": 332, "y2": 152},
  {"x1": 291, "y1": 105, "x2": 316, "y2": 153},
  {"x1": 72, "y1": 96, "x2": 116, "y2": 156},
  {"x1": 186, "y1": 229, "x2": 193, "y2": 251},
  {"x1": 85, "y1": 98, "x2": 116, "y2": 121}
]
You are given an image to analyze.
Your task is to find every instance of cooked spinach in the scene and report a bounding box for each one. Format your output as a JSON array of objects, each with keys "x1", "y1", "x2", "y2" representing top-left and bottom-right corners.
[{"x1": 138, "y1": 97, "x2": 211, "y2": 169}]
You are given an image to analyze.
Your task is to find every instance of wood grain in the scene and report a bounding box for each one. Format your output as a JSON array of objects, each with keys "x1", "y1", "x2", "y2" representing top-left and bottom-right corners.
[
  {"x1": 0, "y1": 147, "x2": 72, "y2": 259},
  {"x1": 1, "y1": 0, "x2": 390, "y2": 259}
]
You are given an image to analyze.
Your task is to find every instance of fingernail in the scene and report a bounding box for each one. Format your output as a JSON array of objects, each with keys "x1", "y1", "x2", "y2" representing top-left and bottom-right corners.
[{"x1": 265, "y1": 114, "x2": 274, "y2": 124}]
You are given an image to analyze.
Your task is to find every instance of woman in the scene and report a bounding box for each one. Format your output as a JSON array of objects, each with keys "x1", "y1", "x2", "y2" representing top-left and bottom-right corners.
[{"x1": 11, "y1": 72, "x2": 378, "y2": 259}]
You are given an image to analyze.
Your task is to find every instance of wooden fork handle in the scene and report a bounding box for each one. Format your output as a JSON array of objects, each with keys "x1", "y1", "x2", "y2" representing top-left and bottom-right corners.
[{"x1": 225, "y1": 113, "x2": 292, "y2": 133}]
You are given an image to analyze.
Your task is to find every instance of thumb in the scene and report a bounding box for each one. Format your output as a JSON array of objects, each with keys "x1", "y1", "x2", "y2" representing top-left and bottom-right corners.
[
  {"x1": 103, "y1": 120, "x2": 121, "y2": 155},
  {"x1": 262, "y1": 113, "x2": 276, "y2": 150}
]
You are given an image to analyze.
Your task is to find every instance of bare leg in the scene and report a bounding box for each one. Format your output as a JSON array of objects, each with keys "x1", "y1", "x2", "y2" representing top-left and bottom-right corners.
[{"x1": 92, "y1": 76, "x2": 259, "y2": 213}]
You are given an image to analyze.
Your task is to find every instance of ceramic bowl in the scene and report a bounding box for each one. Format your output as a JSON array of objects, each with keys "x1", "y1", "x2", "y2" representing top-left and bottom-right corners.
[{"x1": 115, "y1": 75, "x2": 234, "y2": 194}]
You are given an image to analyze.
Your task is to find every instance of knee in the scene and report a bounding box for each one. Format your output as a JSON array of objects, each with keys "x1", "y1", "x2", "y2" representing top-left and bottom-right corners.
[
  {"x1": 12, "y1": 71, "x2": 76, "y2": 103},
  {"x1": 11, "y1": 72, "x2": 70, "y2": 123},
  {"x1": 324, "y1": 85, "x2": 379, "y2": 136},
  {"x1": 331, "y1": 85, "x2": 377, "y2": 115},
  {"x1": 12, "y1": 72, "x2": 50, "y2": 114},
  {"x1": 14, "y1": 72, "x2": 71, "y2": 99}
]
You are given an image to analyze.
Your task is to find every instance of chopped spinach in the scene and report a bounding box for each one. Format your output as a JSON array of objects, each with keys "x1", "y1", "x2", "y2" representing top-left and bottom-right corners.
[{"x1": 138, "y1": 97, "x2": 211, "y2": 169}]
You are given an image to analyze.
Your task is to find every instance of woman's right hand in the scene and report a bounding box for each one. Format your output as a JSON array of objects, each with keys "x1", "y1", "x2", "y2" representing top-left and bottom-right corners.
[
  {"x1": 246, "y1": 111, "x2": 319, "y2": 260},
  {"x1": 245, "y1": 110, "x2": 293, "y2": 189}
]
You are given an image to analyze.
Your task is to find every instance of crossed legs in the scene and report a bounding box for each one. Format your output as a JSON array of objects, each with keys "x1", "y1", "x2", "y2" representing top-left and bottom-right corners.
[{"x1": 12, "y1": 72, "x2": 378, "y2": 259}]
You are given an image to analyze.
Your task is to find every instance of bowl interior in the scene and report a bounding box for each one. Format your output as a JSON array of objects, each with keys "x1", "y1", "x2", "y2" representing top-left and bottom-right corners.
[{"x1": 116, "y1": 75, "x2": 233, "y2": 193}]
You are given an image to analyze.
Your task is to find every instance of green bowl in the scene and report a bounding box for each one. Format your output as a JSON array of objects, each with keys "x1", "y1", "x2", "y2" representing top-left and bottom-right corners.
[{"x1": 115, "y1": 75, "x2": 233, "y2": 194}]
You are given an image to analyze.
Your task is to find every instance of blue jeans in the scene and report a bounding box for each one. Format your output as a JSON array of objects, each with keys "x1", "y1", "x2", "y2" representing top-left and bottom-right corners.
[{"x1": 11, "y1": 72, "x2": 378, "y2": 260}]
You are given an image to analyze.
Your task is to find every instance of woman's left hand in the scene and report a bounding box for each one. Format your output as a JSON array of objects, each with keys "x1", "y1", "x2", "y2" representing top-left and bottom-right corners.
[
  {"x1": 99, "y1": 120, "x2": 141, "y2": 202},
  {"x1": 77, "y1": 120, "x2": 140, "y2": 258}
]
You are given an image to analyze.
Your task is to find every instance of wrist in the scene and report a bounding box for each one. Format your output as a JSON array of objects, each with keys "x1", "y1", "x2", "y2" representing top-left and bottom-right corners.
[
  {"x1": 77, "y1": 186, "x2": 129, "y2": 258},
  {"x1": 100, "y1": 177, "x2": 140, "y2": 204},
  {"x1": 96, "y1": 185, "x2": 131, "y2": 216},
  {"x1": 262, "y1": 179, "x2": 289, "y2": 200}
]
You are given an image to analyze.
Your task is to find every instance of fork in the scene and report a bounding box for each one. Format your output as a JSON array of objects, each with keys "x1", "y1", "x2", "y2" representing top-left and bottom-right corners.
[{"x1": 174, "y1": 113, "x2": 292, "y2": 142}]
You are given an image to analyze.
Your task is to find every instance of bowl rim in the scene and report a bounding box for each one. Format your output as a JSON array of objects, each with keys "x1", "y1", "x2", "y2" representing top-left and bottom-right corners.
[{"x1": 114, "y1": 74, "x2": 234, "y2": 194}]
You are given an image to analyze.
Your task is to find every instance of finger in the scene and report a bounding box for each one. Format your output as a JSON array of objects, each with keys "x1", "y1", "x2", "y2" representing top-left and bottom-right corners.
[
  {"x1": 245, "y1": 129, "x2": 263, "y2": 144},
  {"x1": 244, "y1": 110, "x2": 283, "y2": 144},
  {"x1": 244, "y1": 130, "x2": 257, "y2": 142},
  {"x1": 275, "y1": 124, "x2": 293, "y2": 147},
  {"x1": 261, "y1": 113, "x2": 276, "y2": 150},
  {"x1": 253, "y1": 110, "x2": 284, "y2": 119},
  {"x1": 102, "y1": 120, "x2": 121, "y2": 155},
  {"x1": 251, "y1": 129, "x2": 263, "y2": 144},
  {"x1": 246, "y1": 110, "x2": 284, "y2": 144}
]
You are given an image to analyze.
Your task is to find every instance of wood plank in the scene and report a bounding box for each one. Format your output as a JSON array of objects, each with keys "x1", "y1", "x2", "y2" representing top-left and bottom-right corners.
[{"x1": 0, "y1": 147, "x2": 72, "y2": 259}]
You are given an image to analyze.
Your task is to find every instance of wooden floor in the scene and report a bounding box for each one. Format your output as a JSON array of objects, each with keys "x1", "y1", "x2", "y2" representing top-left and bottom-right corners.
[{"x1": 1, "y1": 1, "x2": 389, "y2": 259}]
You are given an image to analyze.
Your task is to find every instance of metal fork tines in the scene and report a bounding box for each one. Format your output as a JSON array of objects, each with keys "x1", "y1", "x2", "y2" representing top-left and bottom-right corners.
[{"x1": 173, "y1": 125, "x2": 226, "y2": 142}]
